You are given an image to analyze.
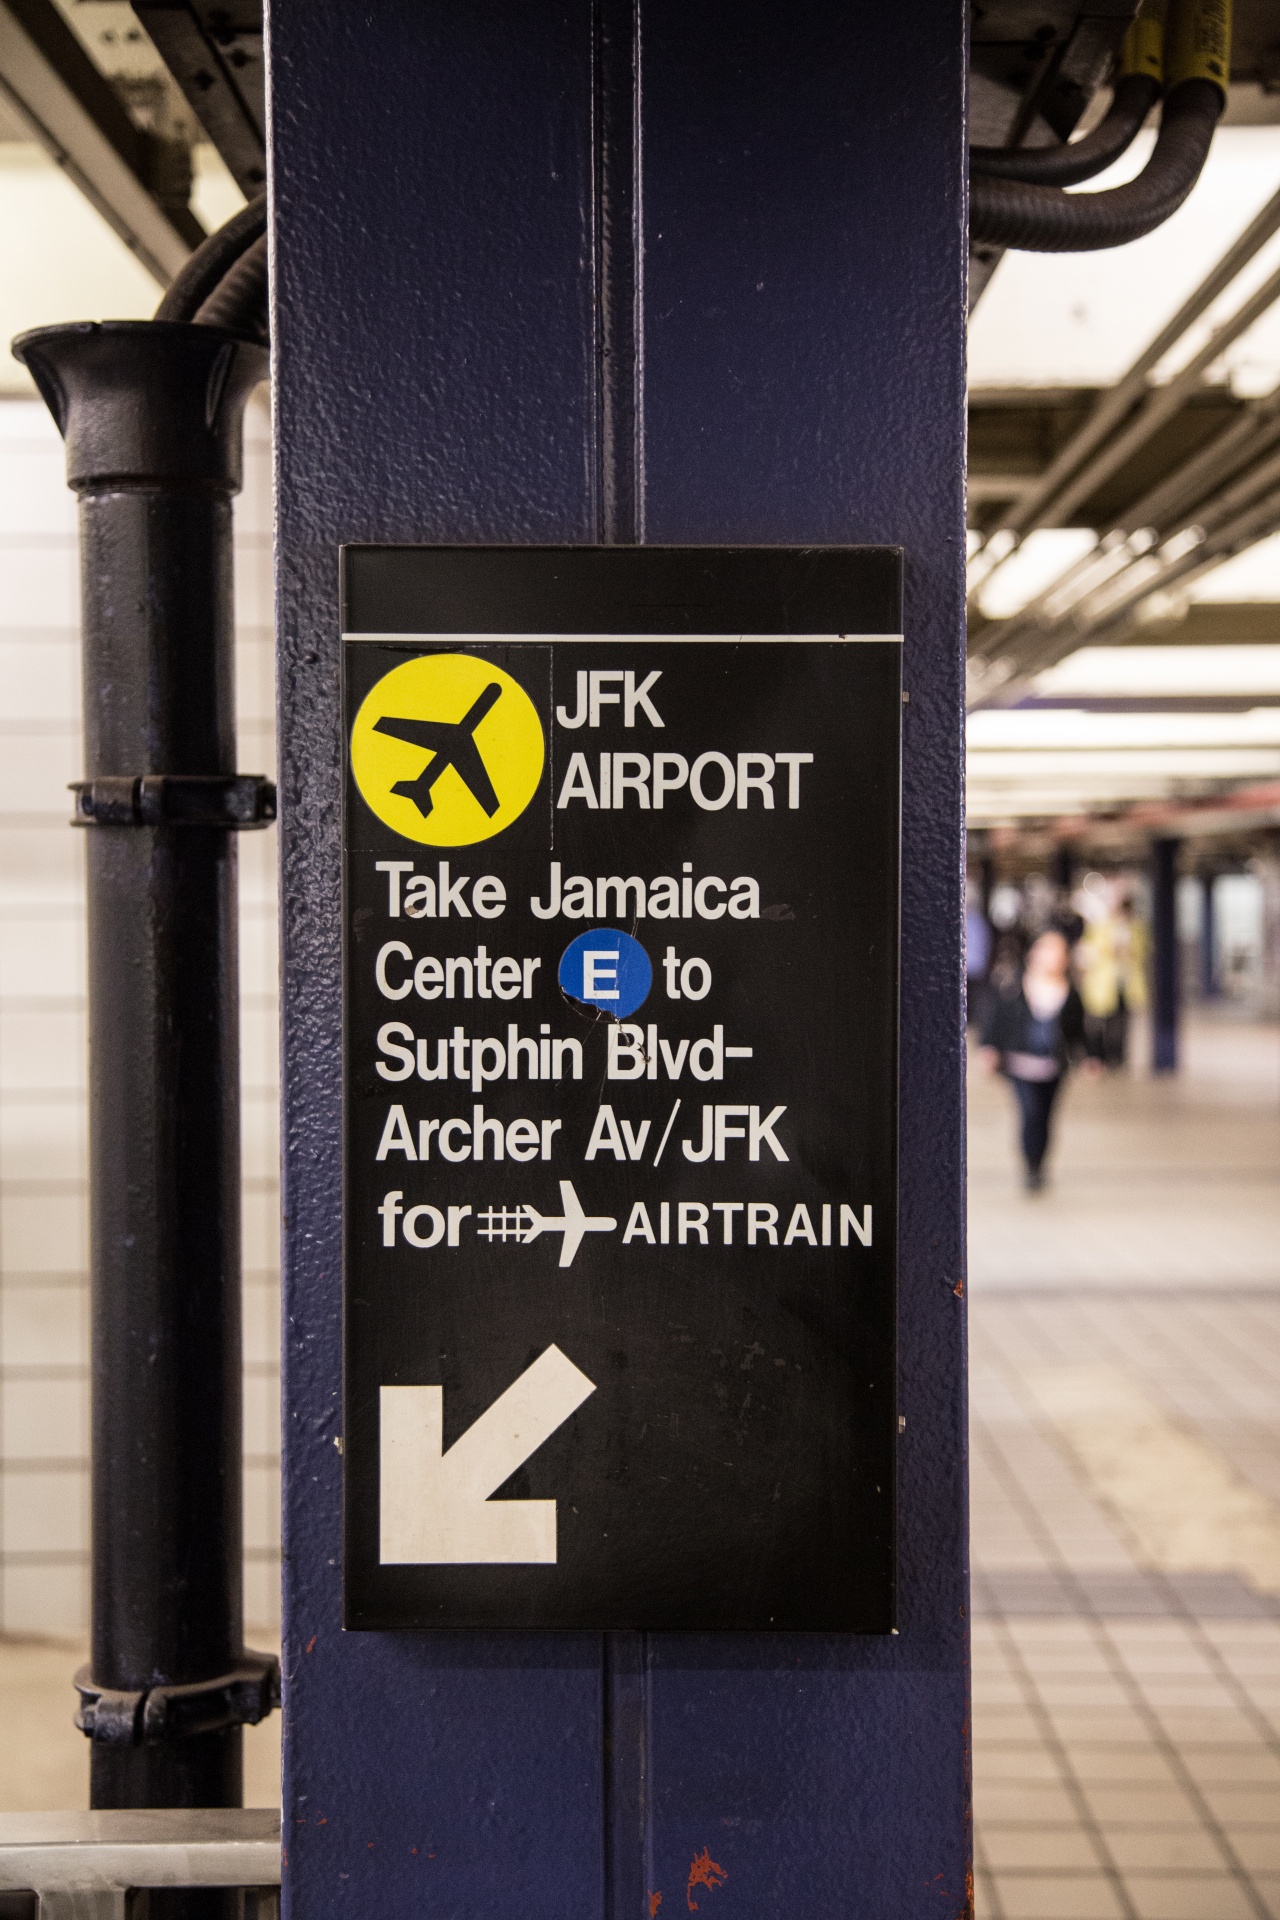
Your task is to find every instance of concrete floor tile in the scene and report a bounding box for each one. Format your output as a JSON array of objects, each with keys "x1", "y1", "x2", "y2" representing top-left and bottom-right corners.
[
  {"x1": 1200, "y1": 1625, "x2": 1280, "y2": 1650},
  {"x1": 977, "y1": 1783, "x2": 1081, "y2": 1824},
  {"x1": 1114, "y1": 1648, "x2": 1217, "y2": 1677},
  {"x1": 983, "y1": 1829, "x2": 1103, "y2": 1872},
  {"x1": 992, "y1": 1873, "x2": 1125, "y2": 1920},
  {"x1": 975, "y1": 1746, "x2": 1064, "y2": 1783},
  {"x1": 982, "y1": 1720, "x2": 1051, "y2": 1751},
  {"x1": 977, "y1": 1678, "x2": 1038, "y2": 1707},
  {"x1": 1007, "y1": 1621, "x2": 1099, "y2": 1645},
  {"x1": 1200, "y1": 1786, "x2": 1280, "y2": 1826},
  {"x1": 1221, "y1": 1830, "x2": 1280, "y2": 1872},
  {"x1": 1106, "y1": 1624, "x2": 1199, "y2": 1648},
  {"x1": 1127, "y1": 1682, "x2": 1238, "y2": 1710},
  {"x1": 1048, "y1": 1709, "x2": 1153, "y2": 1743},
  {"x1": 1150, "y1": 1709, "x2": 1263, "y2": 1746},
  {"x1": 1080, "y1": 1786, "x2": 1201, "y2": 1825},
  {"x1": 1060, "y1": 1746, "x2": 1177, "y2": 1785},
  {"x1": 1180, "y1": 1747, "x2": 1280, "y2": 1786},
  {"x1": 1252, "y1": 1874, "x2": 1280, "y2": 1920},
  {"x1": 1218, "y1": 1656, "x2": 1280, "y2": 1683},
  {"x1": 1121, "y1": 1873, "x2": 1255, "y2": 1920},
  {"x1": 1105, "y1": 1820, "x2": 1228, "y2": 1866},
  {"x1": 0, "y1": 1636, "x2": 86, "y2": 1810},
  {"x1": 1009, "y1": 1643, "x2": 1107, "y2": 1666},
  {"x1": 1100, "y1": 1829, "x2": 1227, "y2": 1872},
  {"x1": 1035, "y1": 1681, "x2": 1135, "y2": 1709},
  {"x1": 974, "y1": 1870, "x2": 998, "y2": 1918}
]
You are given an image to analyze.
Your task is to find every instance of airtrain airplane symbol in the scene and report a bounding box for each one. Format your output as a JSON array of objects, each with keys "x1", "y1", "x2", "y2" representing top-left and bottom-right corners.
[
  {"x1": 521, "y1": 1181, "x2": 618, "y2": 1269},
  {"x1": 373, "y1": 682, "x2": 503, "y2": 819}
]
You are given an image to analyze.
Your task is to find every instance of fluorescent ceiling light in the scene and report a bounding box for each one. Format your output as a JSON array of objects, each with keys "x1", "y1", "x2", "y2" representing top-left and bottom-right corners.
[
  {"x1": 968, "y1": 707, "x2": 1280, "y2": 749},
  {"x1": 968, "y1": 746, "x2": 1280, "y2": 780},
  {"x1": 1034, "y1": 644, "x2": 1280, "y2": 696},
  {"x1": 976, "y1": 528, "x2": 1098, "y2": 620},
  {"x1": 1187, "y1": 531, "x2": 1280, "y2": 602}
]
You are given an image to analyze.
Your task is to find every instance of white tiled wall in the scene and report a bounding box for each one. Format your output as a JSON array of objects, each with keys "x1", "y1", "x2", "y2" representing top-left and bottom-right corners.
[{"x1": 0, "y1": 391, "x2": 280, "y2": 1636}]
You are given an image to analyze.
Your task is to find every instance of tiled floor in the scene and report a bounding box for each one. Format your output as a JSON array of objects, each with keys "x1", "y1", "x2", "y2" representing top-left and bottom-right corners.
[
  {"x1": 969, "y1": 1014, "x2": 1280, "y2": 1294},
  {"x1": 970, "y1": 1012, "x2": 1280, "y2": 1920}
]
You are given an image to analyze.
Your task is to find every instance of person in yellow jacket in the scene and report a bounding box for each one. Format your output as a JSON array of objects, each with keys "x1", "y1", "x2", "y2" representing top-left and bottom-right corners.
[{"x1": 1077, "y1": 895, "x2": 1148, "y2": 1069}]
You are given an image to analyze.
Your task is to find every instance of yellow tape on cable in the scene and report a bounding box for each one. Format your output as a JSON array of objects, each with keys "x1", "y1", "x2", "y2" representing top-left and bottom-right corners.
[
  {"x1": 1121, "y1": 0, "x2": 1165, "y2": 84},
  {"x1": 1164, "y1": 0, "x2": 1232, "y2": 94}
]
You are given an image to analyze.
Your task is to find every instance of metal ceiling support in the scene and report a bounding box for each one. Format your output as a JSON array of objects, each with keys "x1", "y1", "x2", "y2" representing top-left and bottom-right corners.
[
  {"x1": 1066, "y1": 438, "x2": 1280, "y2": 627},
  {"x1": 972, "y1": 180, "x2": 1280, "y2": 564},
  {"x1": 970, "y1": 389, "x2": 1280, "y2": 664},
  {"x1": 986, "y1": 481, "x2": 1280, "y2": 693},
  {"x1": 1118, "y1": 381, "x2": 1280, "y2": 531},
  {"x1": 0, "y1": 0, "x2": 204, "y2": 284},
  {"x1": 1028, "y1": 256, "x2": 1280, "y2": 529},
  {"x1": 131, "y1": 1, "x2": 265, "y2": 198},
  {"x1": 1087, "y1": 483, "x2": 1280, "y2": 637},
  {"x1": 969, "y1": 183, "x2": 1280, "y2": 698}
]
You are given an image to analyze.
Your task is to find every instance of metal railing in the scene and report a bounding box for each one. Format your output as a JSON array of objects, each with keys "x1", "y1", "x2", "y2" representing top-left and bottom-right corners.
[{"x1": 0, "y1": 1810, "x2": 280, "y2": 1919}]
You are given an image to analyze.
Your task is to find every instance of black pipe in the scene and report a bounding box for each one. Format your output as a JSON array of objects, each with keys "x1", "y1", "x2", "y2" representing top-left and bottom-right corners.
[
  {"x1": 970, "y1": 78, "x2": 1223, "y2": 253},
  {"x1": 12, "y1": 321, "x2": 275, "y2": 1905},
  {"x1": 970, "y1": 73, "x2": 1160, "y2": 188}
]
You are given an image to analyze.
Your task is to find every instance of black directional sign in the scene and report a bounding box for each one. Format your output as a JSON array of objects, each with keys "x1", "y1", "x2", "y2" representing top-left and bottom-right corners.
[{"x1": 341, "y1": 547, "x2": 902, "y2": 1631}]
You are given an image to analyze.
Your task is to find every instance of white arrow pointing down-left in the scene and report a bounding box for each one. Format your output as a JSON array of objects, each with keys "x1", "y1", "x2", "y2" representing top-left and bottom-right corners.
[{"x1": 380, "y1": 1346, "x2": 597, "y2": 1564}]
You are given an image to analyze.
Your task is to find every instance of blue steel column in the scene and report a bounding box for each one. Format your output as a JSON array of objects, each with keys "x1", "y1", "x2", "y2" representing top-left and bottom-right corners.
[
  {"x1": 1152, "y1": 836, "x2": 1182, "y2": 1072},
  {"x1": 1200, "y1": 870, "x2": 1220, "y2": 999},
  {"x1": 269, "y1": 3, "x2": 969, "y2": 1915}
]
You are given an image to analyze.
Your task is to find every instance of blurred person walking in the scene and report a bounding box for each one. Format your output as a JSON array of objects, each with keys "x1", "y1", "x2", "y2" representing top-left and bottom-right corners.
[
  {"x1": 1077, "y1": 894, "x2": 1148, "y2": 1068},
  {"x1": 980, "y1": 928, "x2": 1101, "y2": 1191}
]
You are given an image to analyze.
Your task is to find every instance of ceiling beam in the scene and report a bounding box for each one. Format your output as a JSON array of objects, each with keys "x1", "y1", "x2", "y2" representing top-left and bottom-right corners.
[
  {"x1": 131, "y1": 2, "x2": 265, "y2": 200},
  {"x1": 0, "y1": 0, "x2": 204, "y2": 286}
]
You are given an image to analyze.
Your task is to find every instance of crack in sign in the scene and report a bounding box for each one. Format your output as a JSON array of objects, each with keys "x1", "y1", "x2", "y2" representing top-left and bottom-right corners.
[{"x1": 686, "y1": 1849, "x2": 727, "y2": 1912}]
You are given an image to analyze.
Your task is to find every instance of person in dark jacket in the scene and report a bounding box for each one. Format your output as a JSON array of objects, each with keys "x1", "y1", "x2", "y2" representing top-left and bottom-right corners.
[{"x1": 979, "y1": 927, "x2": 1101, "y2": 1191}]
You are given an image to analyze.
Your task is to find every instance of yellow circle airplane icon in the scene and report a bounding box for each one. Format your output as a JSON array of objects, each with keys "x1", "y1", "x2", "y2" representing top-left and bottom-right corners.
[{"x1": 350, "y1": 653, "x2": 544, "y2": 846}]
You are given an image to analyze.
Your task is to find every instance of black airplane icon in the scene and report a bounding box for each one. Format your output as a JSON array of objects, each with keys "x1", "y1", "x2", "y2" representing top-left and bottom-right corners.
[{"x1": 374, "y1": 682, "x2": 503, "y2": 819}]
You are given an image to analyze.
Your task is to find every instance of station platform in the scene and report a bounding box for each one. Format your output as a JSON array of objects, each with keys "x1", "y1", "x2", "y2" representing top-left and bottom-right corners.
[{"x1": 970, "y1": 1011, "x2": 1280, "y2": 1920}]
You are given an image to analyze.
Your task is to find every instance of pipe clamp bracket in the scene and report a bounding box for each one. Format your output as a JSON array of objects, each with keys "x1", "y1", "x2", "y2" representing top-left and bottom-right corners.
[
  {"x1": 70, "y1": 774, "x2": 277, "y2": 829},
  {"x1": 75, "y1": 1650, "x2": 281, "y2": 1746}
]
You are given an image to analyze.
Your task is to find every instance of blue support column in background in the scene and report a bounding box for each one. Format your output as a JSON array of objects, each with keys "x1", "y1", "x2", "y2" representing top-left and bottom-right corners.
[
  {"x1": 268, "y1": 4, "x2": 970, "y2": 1914},
  {"x1": 1200, "y1": 870, "x2": 1220, "y2": 1001},
  {"x1": 1152, "y1": 836, "x2": 1182, "y2": 1073}
]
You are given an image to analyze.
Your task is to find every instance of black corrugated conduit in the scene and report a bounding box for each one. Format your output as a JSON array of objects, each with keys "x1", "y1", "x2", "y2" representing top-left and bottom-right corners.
[
  {"x1": 154, "y1": 192, "x2": 268, "y2": 329},
  {"x1": 969, "y1": 71, "x2": 1161, "y2": 187},
  {"x1": 970, "y1": 0, "x2": 1230, "y2": 254},
  {"x1": 192, "y1": 233, "x2": 270, "y2": 341}
]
